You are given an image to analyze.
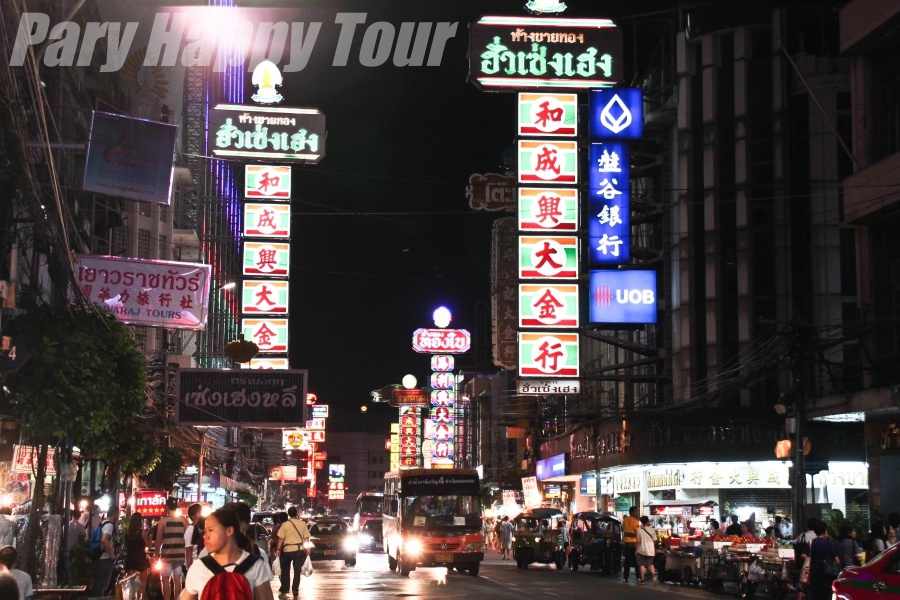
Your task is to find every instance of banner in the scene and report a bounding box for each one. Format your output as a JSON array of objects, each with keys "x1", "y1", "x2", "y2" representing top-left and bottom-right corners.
[
  {"x1": 76, "y1": 255, "x2": 212, "y2": 330},
  {"x1": 177, "y1": 369, "x2": 307, "y2": 426},
  {"x1": 83, "y1": 111, "x2": 177, "y2": 204}
]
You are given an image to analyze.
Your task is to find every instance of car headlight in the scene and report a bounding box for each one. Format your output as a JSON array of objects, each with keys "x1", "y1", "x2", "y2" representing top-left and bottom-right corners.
[
  {"x1": 342, "y1": 537, "x2": 359, "y2": 552},
  {"x1": 359, "y1": 533, "x2": 373, "y2": 546},
  {"x1": 534, "y1": 537, "x2": 541, "y2": 543},
  {"x1": 404, "y1": 538, "x2": 423, "y2": 557}
]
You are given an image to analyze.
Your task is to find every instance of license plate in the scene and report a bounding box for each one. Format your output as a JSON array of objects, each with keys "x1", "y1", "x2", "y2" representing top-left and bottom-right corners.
[
  {"x1": 324, "y1": 550, "x2": 337, "y2": 556},
  {"x1": 434, "y1": 553, "x2": 453, "y2": 563}
]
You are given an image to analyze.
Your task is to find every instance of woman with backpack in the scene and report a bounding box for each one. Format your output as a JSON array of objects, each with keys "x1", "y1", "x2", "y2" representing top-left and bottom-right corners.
[
  {"x1": 181, "y1": 508, "x2": 274, "y2": 600},
  {"x1": 124, "y1": 513, "x2": 151, "y2": 598}
]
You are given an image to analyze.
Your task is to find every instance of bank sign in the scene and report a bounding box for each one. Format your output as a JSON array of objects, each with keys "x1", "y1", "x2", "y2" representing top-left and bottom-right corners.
[
  {"x1": 588, "y1": 142, "x2": 630, "y2": 265},
  {"x1": 518, "y1": 93, "x2": 578, "y2": 136},
  {"x1": 519, "y1": 283, "x2": 579, "y2": 328},
  {"x1": 209, "y1": 104, "x2": 326, "y2": 163},
  {"x1": 519, "y1": 236, "x2": 578, "y2": 279},
  {"x1": 243, "y1": 203, "x2": 291, "y2": 238},
  {"x1": 519, "y1": 332, "x2": 579, "y2": 377},
  {"x1": 519, "y1": 187, "x2": 578, "y2": 232},
  {"x1": 588, "y1": 269, "x2": 657, "y2": 324},
  {"x1": 469, "y1": 15, "x2": 623, "y2": 90}
]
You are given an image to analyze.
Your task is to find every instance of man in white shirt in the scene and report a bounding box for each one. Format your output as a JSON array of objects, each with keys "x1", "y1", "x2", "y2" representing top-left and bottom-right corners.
[{"x1": 0, "y1": 546, "x2": 33, "y2": 600}]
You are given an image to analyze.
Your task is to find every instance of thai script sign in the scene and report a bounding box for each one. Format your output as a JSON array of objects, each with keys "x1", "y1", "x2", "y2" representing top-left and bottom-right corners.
[
  {"x1": 311, "y1": 404, "x2": 329, "y2": 419},
  {"x1": 76, "y1": 255, "x2": 211, "y2": 330},
  {"x1": 242, "y1": 241, "x2": 290, "y2": 277},
  {"x1": 469, "y1": 15, "x2": 622, "y2": 90},
  {"x1": 243, "y1": 203, "x2": 291, "y2": 238},
  {"x1": 516, "y1": 378, "x2": 581, "y2": 395},
  {"x1": 518, "y1": 235, "x2": 578, "y2": 279},
  {"x1": 83, "y1": 111, "x2": 177, "y2": 205},
  {"x1": 242, "y1": 318, "x2": 289, "y2": 353},
  {"x1": 467, "y1": 173, "x2": 516, "y2": 212},
  {"x1": 177, "y1": 369, "x2": 307, "y2": 426},
  {"x1": 518, "y1": 140, "x2": 578, "y2": 184},
  {"x1": 242, "y1": 357, "x2": 290, "y2": 370},
  {"x1": 135, "y1": 490, "x2": 168, "y2": 518},
  {"x1": 588, "y1": 142, "x2": 630, "y2": 264},
  {"x1": 517, "y1": 93, "x2": 577, "y2": 136},
  {"x1": 391, "y1": 388, "x2": 428, "y2": 407},
  {"x1": 588, "y1": 269, "x2": 657, "y2": 325},
  {"x1": 411, "y1": 328, "x2": 472, "y2": 353},
  {"x1": 241, "y1": 280, "x2": 289, "y2": 315},
  {"x1": 244, "y1": 166, "x2": 292, "y2": 200},
  {"x1": 282, "y1": 428, "x2": 311, "y2": 451},
  {"x1": 518, "y1": 283, "x2": 579, "y2": 328},
  {"x1": 589, "y1": 88, "x2": 643, "y2": 140},
  {"x1": 518, "y1": 331, "x2": 579, "y2": 377},
  {"x1": 209, "y1": 104, "x2": 326, "y2": 163},
  {"x1": 519, "y1": 187, "x2": 578, "y2": 232}
]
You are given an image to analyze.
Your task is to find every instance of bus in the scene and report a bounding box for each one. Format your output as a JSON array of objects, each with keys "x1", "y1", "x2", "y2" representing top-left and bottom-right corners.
[{"x1": 382, "y1": 469, "x2": 484, "y2": 577}]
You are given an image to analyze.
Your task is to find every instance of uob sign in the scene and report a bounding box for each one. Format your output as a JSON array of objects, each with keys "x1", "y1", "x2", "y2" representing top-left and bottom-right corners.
[{"x1": 589, "y1": 269, "x2": 657, "y2": 324}]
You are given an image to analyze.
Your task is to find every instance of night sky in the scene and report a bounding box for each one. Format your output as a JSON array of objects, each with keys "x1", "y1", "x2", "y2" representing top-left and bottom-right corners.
[{"x1": 275, "y1": 0, "x2": 664, "y2": 431}]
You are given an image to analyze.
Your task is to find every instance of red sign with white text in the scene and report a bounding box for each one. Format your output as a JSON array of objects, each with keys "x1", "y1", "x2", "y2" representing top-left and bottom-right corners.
[
  {"x1": 135, "y1": 490, "x2": 167, "y2": 518},
  {"x1": 411, "y1": 328, "x2": 472, "y2": 354}
]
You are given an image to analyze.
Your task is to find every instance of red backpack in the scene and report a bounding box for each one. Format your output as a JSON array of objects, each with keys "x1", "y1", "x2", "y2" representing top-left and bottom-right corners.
[{"x1": 199, "y1": 554, "x2": 259, "y2": 600}]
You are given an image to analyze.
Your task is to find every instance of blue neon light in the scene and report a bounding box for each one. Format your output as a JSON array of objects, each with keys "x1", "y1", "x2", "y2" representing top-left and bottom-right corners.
[
  {"x1": 588, "y1": 143, "x2": 630, "y2": 265},
  {"x1": 588, "y1": 270, "x2": 657, "y2": 325},
  {"x1": 589, "y1": 88, "x2": 644, "y2": 140}
]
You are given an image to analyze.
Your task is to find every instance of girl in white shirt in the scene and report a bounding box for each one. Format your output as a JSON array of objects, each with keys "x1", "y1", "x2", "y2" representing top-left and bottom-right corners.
[{"x1": 180, "y1": 508, "x2": 274, "y2": 600}]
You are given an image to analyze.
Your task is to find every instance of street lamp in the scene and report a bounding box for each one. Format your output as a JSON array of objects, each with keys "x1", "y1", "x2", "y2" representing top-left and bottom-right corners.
[
  {"x1": 360, "y1": 405, "x2": 368, "y2": 413},
  {"x1": 401, "y1": 374, "x2": 417, "y2": 390},
  {"x1": 432, "y1": 306, "x2": 452, "y2": 328}
]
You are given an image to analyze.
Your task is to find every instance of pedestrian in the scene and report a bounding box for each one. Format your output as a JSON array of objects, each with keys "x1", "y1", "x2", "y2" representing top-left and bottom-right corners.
[
  {"x1": 124, "y1": 513, "x2": 150, "y2": 598},
  {"x1": 61, "y1": 510, "x2": 86, "y2": 584},
  {"x1": 868, "y1": 521, "x2": 887, "y2": 556},
  {"x1": 0, "y1": 510, "x2": 14, "y2": 549},
  {"x1": 836, "y1": 524, "x2": 861, "y2": 567},
  {"x1": 887, "y1": 513, "x2": 899, "y2": 547},
  {"x1": 774, "y1": 515, "x2": 787, "y2": 539},
  {"x1": 90, "y1": 512, "x2": 116, "y2": 597},
  {"x1": 275, "y1": 506, "x2": 310, "y2": 599},
  {"x1": 0, "y1": 572, "x2": 19, "y2": 600},
  {"x1": 708, "y1": 518, "x2": 721, "y2": 536},
  {"x1": 492, "y1": 518, "x2": 503, "y2": 552},
  {"x1": 796, "y1": 518, "x2": 819, "y2": 547},
  {"x1": 807, "y1": 520, "x2": 840, "y2": 600},
  {"x1": 181, "y1": 507, "x2": 274, "y2": 600},
  {"x1": 155, "y1": 497, "x2": 186, "y2": 600},
  {"x1": 0, "y1": 547, "x2": 31, "y2": 600},
  {"x1": 725, "y1": 515, "x2": 742, "y2": 536},
  {"x1": 183, "y1": 504, "x2": 204, "y2": 567},
  {"x1": 636, "y1": 516, "x2": 657, "y2": 584},
  {"x1": 499, "y1": 517, "x2": 513, "y2": 560},
  {"x1": 269, "y1": 513, "x2": 287, "y2": 566},
  {"x1": 622, "y1": 506, "x2": 640, "y2": 582}
]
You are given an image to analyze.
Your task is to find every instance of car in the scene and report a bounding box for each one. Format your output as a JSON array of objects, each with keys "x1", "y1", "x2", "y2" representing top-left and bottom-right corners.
[
  {"x1": 307, "y1": 518, "x2": 357, "y2": 567},
  {"x1": 358, "y1": 518, "x2": 383, "y2": 552},
  {"x1": 833, "y1": 542, "x2": 900, "y2": 599}
]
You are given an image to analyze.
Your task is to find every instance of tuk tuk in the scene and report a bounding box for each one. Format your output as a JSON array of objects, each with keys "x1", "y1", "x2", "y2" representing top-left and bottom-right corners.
[
  {"x1": 512, "y1": 508, "x2": 567, "y2": 570},
  {"x1": 568, "y1": 512, "x2": 622, "y2": 575}
]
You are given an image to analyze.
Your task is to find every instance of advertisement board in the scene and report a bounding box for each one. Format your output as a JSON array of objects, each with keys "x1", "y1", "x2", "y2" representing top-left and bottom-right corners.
[
  {"x1": 244, "y1": 166, "x2": 292, "y2": 200},
  {"x1": 411, "y1": 328, "x2": 472, "y2": 354},
  {"x1": 588, "y1": 270, "x2": 657, "y2": 324},
  {"x1": 243, "y1": 203, "x2": 291, "y2": 238},
  {"x1": 242, "y1": 241, "x2": 290, "y2": 277},
  {"x1": 518, "y1": 236, "x2": 578, "y2": 279},
  {"x1": 589, "y1": 88, "x2": 644, "y2": 140},
  {"x1": 518, "y1": 332, "x2": 579, "y2": 377},
  {"x1": 516, "y1": 378, "x2": 581, "y2": 395},
  {"x1": 328, "y1": 464, "x2": 346, "y2": 479},
  {"x1": 469, "y1": 16, "x2": 623, "y2": 90},
  {"x1": 76, "y1": 255, "x2": 212, "y2": 330},
  {"x1": 209, "y1": 104, "x2": 326, "y2": 163},
  {"x1": 518, "y1": 283, "x2": 579, "y2": 328},
  {"x1": 587, "y1": 142, "x2": 630, "y2": 265},
  {"x1": 134, "y1": 490, "x2": 168, "y2": 518},
  {"x1": 311, "y1": 404, "x2": 329, "y2": 419},
  {"x1": 517, "y1": 140, "x2": 578, "y2": 184},
  {"x1": 521, "y1": 476, "x2": 542, "y2": 509},
  {"x1": 83, "y1": 111, "x2": 177, "y2": 204},
  {"x1": 242, "y1": 318, "x2": 289, "y2": 353},
  {"x1": 517, "y1": 93, "x2": 578, "y2": 136},
  {"x1": 431, "y1": 355, "x2": 455, "y2": 372},
  {"x1": 282, "y1": 428, "x2": 311, "y2": 451},
  {"x1": 466, "y1": 173, "x2": 516, "y2": 212},
  {"x1": 241, "y1": 280, "x2": 289, "y2": 315},
  {"x1": 518, "y1": 188, "x2": 578, "y2": 232},
  {"x1": 536, "y1": 453, "x2": 567, "y2": 480},
  {"x1": 176, "y1": 369, "x2": 307, "y2": 426}
]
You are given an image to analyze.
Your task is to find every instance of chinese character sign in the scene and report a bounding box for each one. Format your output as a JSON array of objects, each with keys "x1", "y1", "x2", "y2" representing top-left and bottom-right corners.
[
  {"x1": 242, "y1": 318, "x2": 289, "y2": 353},
  {"x1": 242, "y1": 241, "x2": 290, "y2": 277},
  {"x1": 243, "y1": 203, "x2": 291, "y2": 238},
  {"x1": 518, "y1": 188, "x2": 578, "y2": 232},
  {"x1": 588, "y1": 269, "x2": 657, "y2": 325},
  {"x1": 244, "y1": 166, "x2": 292, "y2": 200},
  {"x1": 431, "y1": 355, "x2": 455, "y2": 372},
  {"x1": 518, "y1": 140, "x2": 578, "y2": 184},
  {"x1": 589, "y1": 88, "x2": 643, "y2": 140},
  {"x1": 518, "y1": 93, "x2": 577, "y2": 136},
  {"x1": 588, "y1": 143, "x2": 630, "y2": 265},
  {"x1": 518, "y1": 332, "x2": 579, "y2": 377},
  {"x1": 241, "y1": 280, "x2": 289, "y2": 315},
  {"x1": 519, "y1": 283, "x2": 579, "y2": 328},
  {"x1": 519, "y1": 236, "x2": 578, "y2": 279}
]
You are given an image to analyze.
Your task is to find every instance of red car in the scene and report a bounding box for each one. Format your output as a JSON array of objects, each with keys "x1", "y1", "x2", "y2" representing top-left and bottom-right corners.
[{"x1": 833, "y1": 543, "x2": 900, "y2": 599}]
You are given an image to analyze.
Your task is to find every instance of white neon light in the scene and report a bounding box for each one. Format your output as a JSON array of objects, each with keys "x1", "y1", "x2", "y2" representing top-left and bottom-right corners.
[
  {"x1": 478, "y1": 77, "x2": 617, "y2": 89},
  {"x1": 213, "y1": 150, "x2": 321, "y2": 160},
  {"x1": 212, "y1": 103, "x2": 322, "y2": 115},
  {"x1": 478, "y1": 16, "x2": 617, "y2": 29}
]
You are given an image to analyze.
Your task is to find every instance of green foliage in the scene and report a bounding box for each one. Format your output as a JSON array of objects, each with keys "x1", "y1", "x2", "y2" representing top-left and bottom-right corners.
[
  {"x1": 237, "y1": 491, "x2": 258, "y2": 508},
  {"x1": 144, "y1": 446, "x2": 183, "y2": 490}
]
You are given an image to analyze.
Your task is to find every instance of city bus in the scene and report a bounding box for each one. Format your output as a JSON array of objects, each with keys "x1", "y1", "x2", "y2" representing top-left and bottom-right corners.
[
  {"x1": 382, "y1": 469, "x2": 484, "y2": 577},
  {"x1": 353, "y1": 491, "x2": 383, "y2": 530}
]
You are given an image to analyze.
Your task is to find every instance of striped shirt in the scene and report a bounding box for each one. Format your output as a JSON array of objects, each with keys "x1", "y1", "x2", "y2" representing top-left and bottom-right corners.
[{"x1": 158, "y1": 517, "x2": 186, "y2": 563}]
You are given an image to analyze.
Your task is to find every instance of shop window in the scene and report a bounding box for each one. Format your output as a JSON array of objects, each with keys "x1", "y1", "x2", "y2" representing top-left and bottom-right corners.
[
  {"x1": 139, "y1": 202, "x2": 152, "y2": 218},
  {"x1": 138, "y1": 228, "x2": 152, "y2": 258}
]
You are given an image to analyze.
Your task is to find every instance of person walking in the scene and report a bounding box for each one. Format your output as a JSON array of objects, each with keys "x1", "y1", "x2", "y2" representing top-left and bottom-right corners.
[
  {"x1": 183, "y1": 504, "x2": 204, "y2": 567},
  {"x1": 868, "y1": 521, "x2": 887, "y2": 556},
  {"x1": 90, "y1": 513, "x2": 116, "y2": 597},
  {"x1": 275, "y1": 507, "x2": 310, "y2": 599},
  {"x1": 836, "y1": 524, "x2": 862, "y2": 567},
  {"x1": 807, "y1": 521, "x2": 840, "y2": 600},
  {"x1": 636, "y1": 516, "x2": 657, "y2": 584},
  {"x1": 269, "y1": 513, "x2": 287, "y2": 567},
  {"x1": 622, "y1": 506, "x2": 640, "y2": 583},
  {"x1": 0, "y1": 546, "x2": 32, "y2": 600},
  {"x1": 181, "y1": 508, "x2": 273, "y2": 600},
  {"x1": 61, "y1": 510, "x2": 85, "y2": 584},
  {"x1": 124, "y1": 513, "x2": 150, "y2": 599},
  {"x1": 499, "y1": 517, "x2": 514, "y2": 560},
  {"x1": 156, "y1": 498, "x2": 186, "y2": 600}
]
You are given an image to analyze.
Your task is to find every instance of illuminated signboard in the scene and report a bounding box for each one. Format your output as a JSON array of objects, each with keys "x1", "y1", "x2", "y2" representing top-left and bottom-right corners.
[
  {"x1": 243, "y1": 203, "x2": 291, "y2": 238},
  {"x1": 518, "y1": 187, "x2": 578, "y2": 232},
  {"x1": 306, "y1": 418, "x2": 326, "y2": 431},
  {"x1": 430, "y1": 372, "x2": 456, "y2": 390},
  {"x1": 588, "y1": 269, "x2": 657, "y2": 325},
  {"x1": 431, "y1": 355, "x2": 455, "y2": 372},
  {"x1": 309, "y1": 430, "x2": 326, "y2": 443},
  {"x1": 411, "y1": 328, "x2": 472, "y2": 354},
  {"x1": 518, "y1": 283, "x2": 579, "y2": 328},
  {"x1": 469, "y1": 16, "x2": 622, "y2": 90},
  {"x1": 241, "y1": 280, "x2": 289, "y2": 315},
  {"x1": 589, "y1": 88, "x2": 643, "y2": 140},
  {"x1": 311, "y1": 404, "x2": 329, "y2": 419},
  {"x1": 517, "y1": 93, "x2": 577, "y2": 137},
  {"x1": 282, "y1": 428, "x2": 310, "y2": 451},
  {"x1": 135, "y1": 490, "x2": 168, "y2": 518},
  {"x1": 518, "y1": 140, "x2": 578, "y2": 184},
  {"x1": 209, "y1": 104, "x2": 325, "y2": 163},
  {"x1": 242, "y1": 357, "x2": 290, "y2": 370},
  {"x1": 518, "y1": 236, "x2": 578, "y2": 279},
  {"x1": 518, "y1": 332, "x2": 579, "y2": 377},
  {"x1": 328, "y1": 464, "x2": 345, "y2": 480},
  {"x1": 536, "y1": 453, "x2": 567, "y2": 480},
  {"x1": 244, "y1": 166, "x2": 292, "y2": 200},
  {"x1": 391, "y1": 388, "x2": 428, "y2": 406},
  {"x1": 243, "y1": 241, "x2": 290, "y2": 277},
  {"x1": 242, "y1": 318, "x2": 289, "y2": 353},
  {"x1": 587, "y1": 142, "x2": 630, "y2": 265}
]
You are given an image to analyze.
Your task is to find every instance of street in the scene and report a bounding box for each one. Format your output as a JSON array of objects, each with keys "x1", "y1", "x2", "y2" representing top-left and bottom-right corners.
[{"x1": 281, "y1": 551, "x2": 715, "y2": 600}]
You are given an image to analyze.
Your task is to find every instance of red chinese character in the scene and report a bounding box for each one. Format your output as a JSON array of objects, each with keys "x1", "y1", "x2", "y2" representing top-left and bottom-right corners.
[
  {"x1": 180, "y1": 295, "x2": 193, "y2": 309},
  {"x1": 536, "y1": 194, "x2": 562, "y2": 225},
  {"x1": 158, "y1": 293, "x2": 172, "y2": 307},
  {"x1": 534, "y1": 241, "x2": 562, "y2": 270},
  {"x1": 256, "y1": 209, "x2": 277, "y2": 231},
  {"x1": 534, "y1": 289, "x2": 563, "y2": 320},
  {"x1": 535, "y1": 340, "x2": 563, "y2": 371},
  {"x1": 257, "y1": 172, "x2": 280, "y2": 194},
  {"x1": 535, "y1": 147, "x2": 560, "y2": 175},
  {"x1": 253, "y1": 323, "x2": 277, "y2": 346},
  {"x1": 256, "y1": 248, "x2": 278, "y2": 272},
  {"x1": 254, "y1": 285, "x2": 275, "y2": 307},
  {"x1": 119, "y1": 289, "x2": 130, "y2": 304},
  {"x1": 534, "y1": 100, "x2": 563, "y2": 128},
  {"x1": 98, "y1": 288, "x2": 111, "y2": 301},
  {"x1": 137, "y1": 291, "x2": 150, "y2": 306}
]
